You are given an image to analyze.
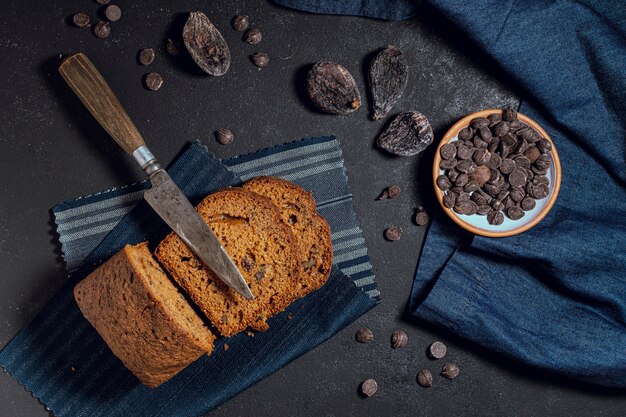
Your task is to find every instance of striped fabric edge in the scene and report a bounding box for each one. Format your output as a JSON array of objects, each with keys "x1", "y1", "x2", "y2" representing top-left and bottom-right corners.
[{"x1": 52, "y1": 137, "x2": 379, "y2": 300}]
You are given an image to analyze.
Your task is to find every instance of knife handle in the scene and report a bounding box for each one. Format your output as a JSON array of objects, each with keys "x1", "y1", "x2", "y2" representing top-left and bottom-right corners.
[{"x1": 59, "y1": 53, "x2": 146, "y2": 155}]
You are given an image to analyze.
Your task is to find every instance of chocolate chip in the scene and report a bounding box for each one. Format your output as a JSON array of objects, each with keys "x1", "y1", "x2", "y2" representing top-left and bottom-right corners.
[
  {"x1": 377, "y1": 185, "x2": 401, "y2": 200},
  {"x1": 436, "y1": 175, "x2": 452, "y2": 191},
  {"x1": 391, "y1": 330, "x2": 408, "y2": 348},
  {"x1": 500, "y1": 158, "x2": 516, "y2": 174},
  {"x1": 537, "y1": 138, "x2": 552, "y2": 153},
  {"x1": 487, "y1": 113, "x2": 502, "y2": 126},
  {"x1": 506, "y1": 206, "x2": 525, "y2": 220},
  {"x1": 521, "y1": 197, "x2": 536, "y2": 211},
  {"x1": 493, "y1": 121, "x2": 510, "y2": 137},
  {"x1": 215, "y1": 128, "x2": 234, "y2": 145},
  {"x1": 144, "y1": 72, "x2": 163, "y2": 90},
  {"x1": 456, "y1": 159, "x2": 473, "y2": 173},
  {"x1": 360, "y1": 379, "x2": 378, "y2": 397},
  {"x1": 356, "y1": 328, "x2": 374, "y2": 343},
  {"x1": 502, "y1": 107, "x2": 518, "y2": 122},
  {"x1": 442, "y1": 192, "x2": 456, "y2": 208},
  {"x1": 104, "y1": 5, "x2": 122, "y2": 22},
  {"x1": 244, "y1": 28, "x2": 262, "y2": 44},
  {"x1": 429, "y1": 341, "x2": 447, "y2": 359},
  {"x1": 73, "y1": 13, "x2": 90, "y2": 28},
  {"x1": 440, "y1": 143, "x2": 457, "y2": 160},
  {"x1": 250, "y1": 52, "x2": 269, "y2": 68},
  {"x1": 440, "y1": 158, "x2": 458, "y2": 170},
  {"x1": 415, "y1": 207, "x2": 429, "y2": 226},
  {"x1": 417, "y1": 369, "x2": 433, "y2": 387},
  {"x1": 354, "y1": 381, "x2": 377, "y2": 402},
  {"x1": 139, "y1": 48, "x2": 155, "y2": 65},
  {"x1": 458, "y1": 127, "x2": 473, "y2": 141},
  {"x1": 441, "y1": 363, "x2": 460, "y2": 379},
  {"x1": 457, "y1": 145, "x2": 473, "y2": 160},
  {"x1": 384, "y1": 226, "x2": 402, "y2": 241},
  {"x1": 93, "y1": 21, "x2": 110, "y2": 39},
  {"x1": 232, "y1": 14, "x2": 250, "y2": 31},
  {"x1": 509, "y1": 168, "x2": 527, "y2": 188},
  {"x1": 487, "y1": 210, "x2": 504, "y2": 225},
  {"x1": 470, "y1": 117, "x2": 490, "y2": 129}
]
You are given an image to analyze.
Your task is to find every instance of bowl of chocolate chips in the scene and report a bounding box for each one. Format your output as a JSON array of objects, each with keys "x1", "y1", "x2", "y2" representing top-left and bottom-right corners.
[{"x1": 433, "y1": 108, "x2": 561, "y2": 237}]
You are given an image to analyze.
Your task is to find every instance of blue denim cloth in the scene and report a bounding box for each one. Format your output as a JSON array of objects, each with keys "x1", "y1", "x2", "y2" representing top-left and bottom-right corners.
[
  {"x1": 273, "y1": 0, "x2": 626, "y2": 387},
  {"x1": 0, "y1": 139, "x2": 378, "y2": 417},
  {"x1": 271, "y1": 0, "x2": 418, "y2": 20}
]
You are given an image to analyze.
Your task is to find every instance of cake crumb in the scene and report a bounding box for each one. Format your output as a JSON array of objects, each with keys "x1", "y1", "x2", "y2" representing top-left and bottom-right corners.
[
  {"x1": 246, "y1": 330, "x2": 255, "y2": 337},
  {"x1": 288, "y1": 313, "x2": 293, "y2": 320},
  {"x1": 223, "y1": 343, "x2": 229, "y2": 351},
  {"x1": 70, "y1": 367, "x2": 76, "y2": 372}
]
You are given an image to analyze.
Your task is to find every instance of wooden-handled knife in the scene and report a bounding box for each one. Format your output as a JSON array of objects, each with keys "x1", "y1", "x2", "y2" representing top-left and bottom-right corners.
[{"x1": 59, "y1": 52, "x2": 254, "y2": 300}]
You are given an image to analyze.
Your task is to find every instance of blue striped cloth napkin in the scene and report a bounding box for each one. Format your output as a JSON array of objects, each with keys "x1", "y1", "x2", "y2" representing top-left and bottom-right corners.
[{"x1": 0, "y1": 136, "x2": 379, "y2": 417}]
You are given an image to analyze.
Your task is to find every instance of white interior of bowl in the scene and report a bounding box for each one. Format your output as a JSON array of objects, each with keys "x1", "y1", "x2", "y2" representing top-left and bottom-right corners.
[{"x1": 441, "y1": 131, "x2": 557, "y2": 234}]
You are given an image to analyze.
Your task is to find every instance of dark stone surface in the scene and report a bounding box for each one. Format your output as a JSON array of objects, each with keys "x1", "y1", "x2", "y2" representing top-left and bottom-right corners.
[{"x1": 0, "y1": 1, "x2": 623, "y2": 416}]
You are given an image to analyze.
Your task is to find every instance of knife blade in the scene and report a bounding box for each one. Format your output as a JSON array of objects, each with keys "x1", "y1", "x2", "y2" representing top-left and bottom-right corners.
[
  {"x1": 58, "y1": 52, "x2": 254, "y2": 300},
  {"x1": 144, "y1": 170, "x2": 254, "y2": 299}
]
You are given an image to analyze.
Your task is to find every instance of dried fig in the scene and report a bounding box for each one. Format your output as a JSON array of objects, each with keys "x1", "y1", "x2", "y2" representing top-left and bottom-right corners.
[
  {"x1": 307, "y1": 62, "x2": 361, "y2": 114},
  {"x1": 183, "y1": 11, "x2": 230, "y2": 76},
  {"x1": 369, "y1": 45, "x2": 409, "y2": 120},
  {"x1": 376, "y1": 112, "x2": 434, "y2": 156}
]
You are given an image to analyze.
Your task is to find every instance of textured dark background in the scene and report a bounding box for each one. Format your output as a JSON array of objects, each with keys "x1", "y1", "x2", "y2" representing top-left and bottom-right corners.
[{"x1": 0, "y1": 1, "x2": 624, "y2": 416}]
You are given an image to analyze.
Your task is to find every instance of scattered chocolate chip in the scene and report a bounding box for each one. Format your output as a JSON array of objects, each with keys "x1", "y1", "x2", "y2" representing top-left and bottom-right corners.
[
  {"x1": 361, "y1": 379, "x2": 378, "y2": 396},
  {"x1": 441, "y1": 362, "x2": 460, "y2": 379},
  {"x1": 231, "y1": 14, "x2": 250, "y2": 31},
  {"x1": 429, "y1": 341, "x2": 447, "y2": 359},
  {"x1": 377, "y1": 185, "x2": 401, "y2": 200},
  {"x1": 104, "y1": 5, "x2": 121, "y2": 22},
  {"x1": 244, "y1": 27, "x2": 262, "y2": 44},
  {"x1": 139, "y1": 48, "x2": 155, "y2": 65},
  {"x1": 391, "y1": 329, "x2": 408, "y2": 348},
  {"x1": 215, "y1": 128, "x2": 234, "y2": 145},
  {"x1": 73, "y1": 13, "x2": 90, "y2": 28},
  {"x1": 93, "y1": 21, "x2": 110, "y2": 39},
  {"x1": 144, "y1": 73, "x2": 163, "y2": 91},
  {"x1": 417, "y1": 369, "x2": 433, "y2": 387},
  {"x1": 355, "y1": 328, "x2": 374, "y2": 343},
  {"x1": 250, "y1": 52, "x2": 269, "y2": 68},
  {"x1": 384, "y1": 226, "x2": 402, "y2": 241},
  {"x1": 415, "y1": 206, "x2": 429, "y2": 226}
]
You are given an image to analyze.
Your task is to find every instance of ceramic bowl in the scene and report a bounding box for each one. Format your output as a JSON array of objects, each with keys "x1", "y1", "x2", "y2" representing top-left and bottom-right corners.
[{"x1": 432, "y1": 109, "x2": 562, "y2": 237}]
